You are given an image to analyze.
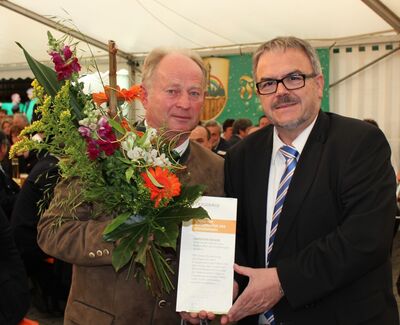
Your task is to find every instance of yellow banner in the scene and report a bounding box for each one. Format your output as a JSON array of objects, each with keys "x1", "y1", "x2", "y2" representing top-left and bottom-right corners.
[{"x1": 202, "y1": 57, "x2": 230, "y2": 121}]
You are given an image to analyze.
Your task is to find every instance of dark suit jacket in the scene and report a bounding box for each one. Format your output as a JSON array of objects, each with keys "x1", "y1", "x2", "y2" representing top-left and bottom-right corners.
[
  {"x1": 212, "y1": 137, "x2": 230, "y2": 157},
  {"x1": 0, "y1": 167, "x2": 19, "y2": 219},
  {"x1": 226, "y1": 134, "x2": 242, "y2": 148},
  {"x1": 0, "y1": 207, "x2": 30, "y2": 325},
  {"x1": 225, "y1": 111, "x2": 398, "y2": 325},
  {"x1": 11, "y1": 153, "x2": 60, "y2": 269}
]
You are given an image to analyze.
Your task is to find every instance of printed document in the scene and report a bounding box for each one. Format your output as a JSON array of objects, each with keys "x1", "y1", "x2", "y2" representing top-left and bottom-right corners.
[{"x1": 176, "y1": 196, "x2": 237, "y2": 314}]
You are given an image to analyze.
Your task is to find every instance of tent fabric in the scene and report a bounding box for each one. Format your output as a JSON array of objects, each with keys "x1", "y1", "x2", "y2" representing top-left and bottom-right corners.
[
  {"x1": 1, "y1": 0, "x2": 400, "y2": 171},
  {"x1": 1, "y1": 0, "x2": 400, "y2": 79},
  {"x1": 330, "y1": 43, "x2": 400, "y2": 171}
]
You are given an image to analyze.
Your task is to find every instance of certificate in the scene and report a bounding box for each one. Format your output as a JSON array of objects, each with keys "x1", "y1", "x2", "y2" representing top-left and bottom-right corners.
[{"x1": 176, "y1": 196, "x2": 237, "y2": 314}]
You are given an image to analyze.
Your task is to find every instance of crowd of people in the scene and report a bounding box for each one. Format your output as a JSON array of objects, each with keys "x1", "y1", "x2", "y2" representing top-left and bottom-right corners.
[
  {"x1": 1, "y1": 35, "x2": 399, "y2": 325},
  {"x1": 189, "y1": 115, "x2": 271, "y2": 157}
]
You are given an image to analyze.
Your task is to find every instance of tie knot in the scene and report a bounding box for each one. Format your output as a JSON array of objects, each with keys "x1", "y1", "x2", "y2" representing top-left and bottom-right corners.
[{"x1": 280, "y1": 145, "x2": 299, "y2": 162}]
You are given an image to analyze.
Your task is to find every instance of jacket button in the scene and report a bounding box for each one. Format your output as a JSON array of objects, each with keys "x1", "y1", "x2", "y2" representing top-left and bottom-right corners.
[
  {"x1": 89, "y1": 252, "x2": 95, "y2": 258},
  {"x1": 103, "y1": 249, "x2": 110, "y2": 256},
  {"x1": 158, "y1": 299, "x2": 167, "y2": 308},
  {"x1": 96, "y1": 250, "x2": 103, "y2": 257}
]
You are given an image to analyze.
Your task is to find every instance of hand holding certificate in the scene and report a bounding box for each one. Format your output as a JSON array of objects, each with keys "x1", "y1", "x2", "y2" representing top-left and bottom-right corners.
[{"x1": 176, "y1": 196, "x2": 237, "y2": 314}]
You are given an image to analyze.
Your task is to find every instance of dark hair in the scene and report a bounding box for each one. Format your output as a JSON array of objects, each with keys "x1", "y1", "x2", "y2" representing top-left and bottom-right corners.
[
  {"x1": 363, "y1": 118, "x2": 379, "y2": 128},
  {"x1": 0, "y1": 130, "x2": 8, "y2": 146},
  {"x1": 222, "y1": 119, "x2": 235, "y2": 132},
  {"x1": 258, "y1": 115, "x2": 267, "y2": 122},
  {"x1": 10, "y1": 125, "x2": 23, "y2": 137},
  {"x1": 232, "y1": 118, "x2": 253, "y2": 135}
]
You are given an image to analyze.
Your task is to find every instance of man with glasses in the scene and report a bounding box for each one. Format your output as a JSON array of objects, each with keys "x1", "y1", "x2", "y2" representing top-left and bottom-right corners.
[{"x1": 222, "y1": 37, "x2": 398, "y2": 324}]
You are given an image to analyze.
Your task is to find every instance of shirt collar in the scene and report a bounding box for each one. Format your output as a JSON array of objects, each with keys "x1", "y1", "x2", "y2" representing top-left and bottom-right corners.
[
  {"x1": 272, "y1": 115, "x2": 318, "y2": 159},
  {"x1": 174, "y1": 138, "x2": 190, "y2": 156},
  {"x1": 144, "y1": 119, "x2": 189, "y2": 156}
]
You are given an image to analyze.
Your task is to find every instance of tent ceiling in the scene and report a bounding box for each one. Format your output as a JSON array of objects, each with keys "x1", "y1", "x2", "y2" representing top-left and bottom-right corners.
[{"x1": 1, "y1": 0, "x2": 399, "y2": 77}]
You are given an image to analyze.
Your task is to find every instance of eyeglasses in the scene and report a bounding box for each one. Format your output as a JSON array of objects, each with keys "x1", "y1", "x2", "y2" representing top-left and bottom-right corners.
[{"x1": 256, "y1": 73, "x2": 317, "y2": 95}]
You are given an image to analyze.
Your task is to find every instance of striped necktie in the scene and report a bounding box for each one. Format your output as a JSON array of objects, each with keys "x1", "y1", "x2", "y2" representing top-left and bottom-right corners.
[{"x1": 264, "y1": 145, "x2": 299, "y2": 325}]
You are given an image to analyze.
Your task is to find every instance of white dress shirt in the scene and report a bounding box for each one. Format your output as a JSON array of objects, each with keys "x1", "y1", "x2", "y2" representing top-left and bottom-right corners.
[
  {"x1": 259, "y1": 117, "x2": 317, "y2": 325},
  {"x1": 264, "y1": 117, "x2": 317, "y2": 266}
]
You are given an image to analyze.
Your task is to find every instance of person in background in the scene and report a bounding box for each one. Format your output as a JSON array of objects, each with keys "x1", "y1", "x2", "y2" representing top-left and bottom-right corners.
[
  {"x1": 0, "y1": 109, "x2": 7, "y2": 120},
  {"x1": 189, "y1": 124, "x2": 212, "y2": 150},
  {"x1": 37, "y1": 48, "x2": 224, "y2": 325},
  {"x1": 11, "y1": 93, "x2": 22, "y2": 114},
  {"x1": 259, "y1": 114, "x2": 271, "y2": 128},
  {"x1": 0, "y1": 205, "x2": 30, "y2": 325},
  {"x1": 227, "y1": 118, "x2": 252, "y2": 147},
  {"x1": 223, "y1": 36, "x2": 398, "y2": 324},
  {"x1": 362, "y1": 118, "x2": 399, "y2": 237},
  {"x1": 0, "y1": 131, "x2": 20, "y2": 219},
  {"x1": 13, "y1": 113, "x2": 29, "y2": 130},
  {"x1": 24, "y1": 88, "x2": 37, "y2": 123},
  {"x1": 222, "y1": 118, "x2": 235, "y2": 141},
  {"x1": 1, "y1": 117, "x2": 12, "y2": 139},
  {"x1": 10, "y1": 125, "x2": 23, "y2": 145},
  {"x1": 9, "y1": 125, "x2": 37, "y2": 174},
  {"x1": 247, "y1": 125, "x2": 260, "y2": 135},
  {"x1": 11, "y1": 151, "x2": 70, "y2": 316},
  {"x1": 205, "y1": 120, "x2": 230, "y2": 157}
]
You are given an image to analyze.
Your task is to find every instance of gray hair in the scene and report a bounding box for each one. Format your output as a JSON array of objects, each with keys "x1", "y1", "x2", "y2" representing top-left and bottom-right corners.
[
  {"x1": 252, "y1": 36, "x2": 322, "y2": 80},
  {"x1": 204, "y1": 120, "x2": 222, "y2": 132},
  {"x1": 142, "y1": 47, "x2": 207, "y2": 89}
]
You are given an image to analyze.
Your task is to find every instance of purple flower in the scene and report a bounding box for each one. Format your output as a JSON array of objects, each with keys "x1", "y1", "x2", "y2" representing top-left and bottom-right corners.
[
  {"x1": 70, "y1": 58, "x2": 81, "y2": 73},
  {"x1": 97, "y1": 117, "x2": 113, "y2": 138},
  {"x1": 86, "y1": 138, "x2": 100, "y2": 160},
  {"x1": 78, "y1": 126, "x2": 91, "y2": 138},
  {"x1": 50, "y1": 52, "x2": 63, "y2": 65},
  {"x1": 97, "y1": 138, "x2": 119, "y2": 156},
  {"x1": 97, "y1": 116, "x2": 109, "y2": 128},
  {"x1": 49, "y1": 46, "x2": 81, "y2": 81},
  {"x1": 63, "y1": 46, "x2": 72, "y2": 60}
]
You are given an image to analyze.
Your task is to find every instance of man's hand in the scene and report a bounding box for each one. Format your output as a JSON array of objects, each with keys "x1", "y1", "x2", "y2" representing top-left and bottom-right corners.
[
  {"x1": 180, "y1": 280, "x2": 239, "y2": 324},
  {"x1": 179, "y1": 310, "x2": 216, "y2": 324},
  {"x1": 221, "y1": 264, "x2": 283, "y2": 323}
]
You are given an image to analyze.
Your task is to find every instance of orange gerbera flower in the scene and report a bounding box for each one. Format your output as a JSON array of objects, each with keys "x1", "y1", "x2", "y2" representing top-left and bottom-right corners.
[
  {"x1": 120, "y1": 118, "x2": 131, "y2": 131},
  {"x1": 92, "y1": 85, "x2": 143, "y2": 105},
  {"x1": 92, "y1": 91, "x2": 108, "y2": 105},
  {"x1": 121, "y1": 84, "x2": 143, "y2": 102},
  {"x1": 142, "y1": 167, "x2": 181, "y2": 208}
]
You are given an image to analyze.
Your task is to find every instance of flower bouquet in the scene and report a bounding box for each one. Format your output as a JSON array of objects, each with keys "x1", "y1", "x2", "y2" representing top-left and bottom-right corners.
[{"x1": 12, "y1": 32, "x2": 209, "y2": 295}]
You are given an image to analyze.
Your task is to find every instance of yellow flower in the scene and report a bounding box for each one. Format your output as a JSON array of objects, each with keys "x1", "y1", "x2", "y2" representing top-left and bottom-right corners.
[
  {"x1": 9, "y1": 137, "x2": 31, "y2": 158},
  {"x1": 32, "y1": 79, "x2": 44, "y2": 102},
  {"x1": 60, "y1": 110, "x2": 71, "y2": 120},
  {"x1": 39, "y1": 96, "x2": 52, "y2": 119}
]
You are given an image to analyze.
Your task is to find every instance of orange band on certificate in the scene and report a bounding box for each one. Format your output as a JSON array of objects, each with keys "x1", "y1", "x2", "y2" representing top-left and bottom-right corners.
[{"x1": 192, "y1": 219, "x2": 236, "y2": 234}]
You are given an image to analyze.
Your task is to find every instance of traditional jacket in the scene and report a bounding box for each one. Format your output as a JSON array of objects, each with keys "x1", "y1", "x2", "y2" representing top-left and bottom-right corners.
[{"x1": 37, "y1": 141, "x2": 224, "y2": 325}]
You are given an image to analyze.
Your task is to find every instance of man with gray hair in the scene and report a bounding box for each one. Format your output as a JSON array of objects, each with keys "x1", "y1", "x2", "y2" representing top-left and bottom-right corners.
[
  {"x1": 205, "y1": 120, "x2": 230, "y2": 157},
  {"x1": 222, "y1": 36, "x2": 398, "y2": 324},
  {"x1": 37, "y1": 48, "x2": 224, "y2": 325}
]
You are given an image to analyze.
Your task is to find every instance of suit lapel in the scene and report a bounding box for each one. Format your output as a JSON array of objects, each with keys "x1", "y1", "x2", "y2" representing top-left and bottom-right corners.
[
  {"x1": 270, "y1": 112, "x2": 329, "y2": 262},
  {"x1": 246, "y1": 128, "x2": 273, "y2": 266}
]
